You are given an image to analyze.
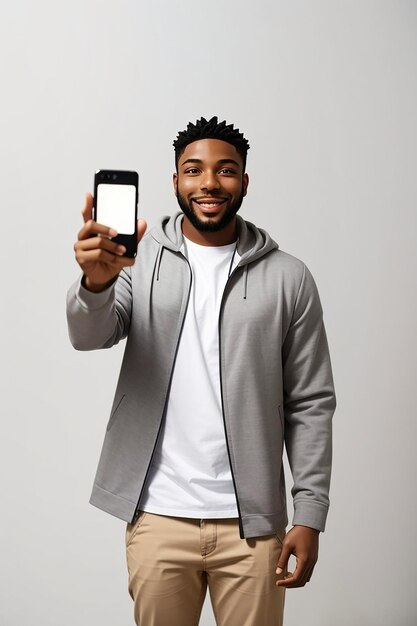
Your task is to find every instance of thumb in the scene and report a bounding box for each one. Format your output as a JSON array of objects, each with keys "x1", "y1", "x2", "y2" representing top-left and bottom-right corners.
[
  {"x1": 137, "y1": 218, "x2": 147, "y2": 244},
  {"x1": 82, "y1": 192, "x2": 94, "y2": 223},
  {"x1": 276, "y1": 542, "x2": 292, "y2": 575}
]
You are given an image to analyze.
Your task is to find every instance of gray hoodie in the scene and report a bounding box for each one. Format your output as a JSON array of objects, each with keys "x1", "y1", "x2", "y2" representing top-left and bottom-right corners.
[{"x1": 66, "y1": 212, "x2": 336, "y2": 539}]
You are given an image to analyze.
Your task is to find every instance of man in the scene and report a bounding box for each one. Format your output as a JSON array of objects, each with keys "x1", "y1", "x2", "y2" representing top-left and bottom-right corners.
[{"x1": 67, "y1": 116, "x2": 336, "y2": 626}]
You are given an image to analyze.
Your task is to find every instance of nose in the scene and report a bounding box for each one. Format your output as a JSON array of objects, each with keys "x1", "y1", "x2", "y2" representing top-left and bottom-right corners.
[{"x1": 200, "y1": 170, "x2": 220, "y2": 191}]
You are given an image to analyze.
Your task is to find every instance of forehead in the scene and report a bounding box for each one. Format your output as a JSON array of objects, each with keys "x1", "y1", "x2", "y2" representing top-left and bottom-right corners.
[{"x1": 180, "y1": 138, "x2": 243, "y2": 167}]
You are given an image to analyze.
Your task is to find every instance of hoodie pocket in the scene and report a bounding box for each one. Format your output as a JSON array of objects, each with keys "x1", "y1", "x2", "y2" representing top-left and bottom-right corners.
[{"x1": 106, "y1": 394, "x2": 126, "y2": 432}]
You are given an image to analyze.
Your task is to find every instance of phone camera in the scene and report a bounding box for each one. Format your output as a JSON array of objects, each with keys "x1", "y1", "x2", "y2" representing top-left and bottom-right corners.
[
  {"x1": 100, "y1": 173, "x2": 105, "y2": 180},
  {"x1": 112, "y1": 174, "x2": 117, "y2": 180}
]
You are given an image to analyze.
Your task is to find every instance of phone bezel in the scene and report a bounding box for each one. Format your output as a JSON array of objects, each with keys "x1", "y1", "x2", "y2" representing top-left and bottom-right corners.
[{"x1": 93, "y1": 169, "x2": 139, "y2": 258}]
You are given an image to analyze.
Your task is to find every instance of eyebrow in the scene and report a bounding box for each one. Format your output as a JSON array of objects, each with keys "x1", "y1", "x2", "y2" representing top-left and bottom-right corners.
[{"x1": 180, "y1": 158, "x2": 241, "y2": 167}]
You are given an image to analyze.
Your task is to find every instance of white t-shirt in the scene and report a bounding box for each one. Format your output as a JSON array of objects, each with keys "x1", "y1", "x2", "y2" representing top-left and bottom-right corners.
[{"x1": 140, "y1": 236, "x2": 241, "y2": 518}]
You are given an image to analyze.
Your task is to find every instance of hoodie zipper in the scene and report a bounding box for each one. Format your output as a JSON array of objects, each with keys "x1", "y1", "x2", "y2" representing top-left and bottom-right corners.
[
  {"x1": 131, "y1": 252, "x2": 245, "y2": 539},
  {"x1": 218, "y1": 265, "x2": 245, "y2": 539},
  {"x1": 131, "y1": 253, "x2": 193, "y2": 523}
]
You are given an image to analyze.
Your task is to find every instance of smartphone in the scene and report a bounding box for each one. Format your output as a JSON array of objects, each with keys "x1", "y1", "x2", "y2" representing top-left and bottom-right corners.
[{"x1": 93, "y1": 169, "x2": 139, "y2": 258}]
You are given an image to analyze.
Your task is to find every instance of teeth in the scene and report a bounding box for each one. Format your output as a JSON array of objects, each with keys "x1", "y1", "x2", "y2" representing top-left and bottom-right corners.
[{"x1": 199, "y1": 202, "x2": 223, "y2": 208}]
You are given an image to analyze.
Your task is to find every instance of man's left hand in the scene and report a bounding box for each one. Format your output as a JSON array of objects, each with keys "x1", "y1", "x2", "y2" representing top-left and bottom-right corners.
[{"x1": 275, "y1": 525, "x2": 319, "y2": 588}]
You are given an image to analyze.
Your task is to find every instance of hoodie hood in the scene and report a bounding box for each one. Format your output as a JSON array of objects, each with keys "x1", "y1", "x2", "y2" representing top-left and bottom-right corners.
[{"x1": 150, "y1": 211, "x2": 278, "y2": 266}]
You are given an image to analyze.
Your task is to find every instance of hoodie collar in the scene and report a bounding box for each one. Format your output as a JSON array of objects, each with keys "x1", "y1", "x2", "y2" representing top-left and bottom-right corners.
[{"x1": 151, "y1": 211, "x2": 278, "y2": 266}]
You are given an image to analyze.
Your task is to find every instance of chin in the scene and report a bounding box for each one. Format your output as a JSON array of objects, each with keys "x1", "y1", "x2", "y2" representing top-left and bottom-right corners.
[
  {"x1": 192, "y1": 211, "x2": 235, "y2": 233},
  {"x1": 177, "y1": 192, "x2": 244, "y2": 233}
]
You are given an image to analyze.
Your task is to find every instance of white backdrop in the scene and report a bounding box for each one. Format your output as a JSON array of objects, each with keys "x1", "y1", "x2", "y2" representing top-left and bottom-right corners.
[{"x1": 1, "y1": 1, "x2": 416, "y2": 625}]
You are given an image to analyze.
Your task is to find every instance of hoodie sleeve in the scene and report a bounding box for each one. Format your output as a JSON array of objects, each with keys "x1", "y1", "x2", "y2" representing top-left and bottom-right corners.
[
  {"x1": 282, "y1": 263, "x2": 336, "y2": 532},
  {"x1": 66, "y1": 267, "x2": 132, "y2": 351}
]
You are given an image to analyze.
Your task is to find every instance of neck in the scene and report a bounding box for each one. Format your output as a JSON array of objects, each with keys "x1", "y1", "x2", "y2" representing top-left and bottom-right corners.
[{"x1": 181, "y1": 217, "x2": 237, "y2": 247}]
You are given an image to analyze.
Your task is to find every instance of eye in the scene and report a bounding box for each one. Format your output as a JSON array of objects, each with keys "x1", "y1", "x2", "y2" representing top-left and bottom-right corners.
[
  {"x1": 184, "y1": 168, "x2": 200, "y2": 175},
  {"x1": 219, "y1": 168, "x2": 236, "y2": 175}
]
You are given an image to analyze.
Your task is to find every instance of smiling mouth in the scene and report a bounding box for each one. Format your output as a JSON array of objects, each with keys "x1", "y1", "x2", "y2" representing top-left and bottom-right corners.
[{"x1": 192, "y1": 198, "x2": 227, "y2": 213}]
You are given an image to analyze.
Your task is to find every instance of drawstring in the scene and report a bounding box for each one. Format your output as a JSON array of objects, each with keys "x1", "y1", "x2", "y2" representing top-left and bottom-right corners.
[{"x1": 243, "y1": 265, "x2": 248, "y2": 300}]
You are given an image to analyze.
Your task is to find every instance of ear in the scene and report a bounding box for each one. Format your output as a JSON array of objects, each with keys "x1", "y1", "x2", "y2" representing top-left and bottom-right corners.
[
  {"x1": 242, "y1": 173, "x2": 249, "y2": 197},
  {"x1": 173, "y1": 173, "x2": 178, "y2": 197}
]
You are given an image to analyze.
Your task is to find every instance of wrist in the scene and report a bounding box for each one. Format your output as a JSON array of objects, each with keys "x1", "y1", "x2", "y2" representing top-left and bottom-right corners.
[
  {"x1": 293, "y1": 525, "x2": 320, "y2": 534},
  {"x1": 82, "y1": 275, "x2": 116, "y2": 293}
]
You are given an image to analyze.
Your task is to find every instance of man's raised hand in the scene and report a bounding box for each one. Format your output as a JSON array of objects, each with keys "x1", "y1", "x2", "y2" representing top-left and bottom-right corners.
[{"x1": 74, "y1": 192, "x2": 147, "y2": 292}]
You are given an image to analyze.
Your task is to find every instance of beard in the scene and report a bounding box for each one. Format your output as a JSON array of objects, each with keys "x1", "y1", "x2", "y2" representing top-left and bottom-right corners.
[{"x1": 176, "y1": 188, "x2": 245, "y2": 233}]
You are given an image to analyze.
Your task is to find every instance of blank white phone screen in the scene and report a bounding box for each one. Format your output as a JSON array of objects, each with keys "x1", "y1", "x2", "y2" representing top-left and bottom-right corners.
[{"x1": 96, "y1": 184, "x2": 136, "y2": 234}]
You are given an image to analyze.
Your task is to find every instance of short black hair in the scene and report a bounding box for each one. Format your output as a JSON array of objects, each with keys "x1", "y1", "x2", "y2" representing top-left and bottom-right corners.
[{"x1": 173, "y1": 116, "x2": 250, "y2": 170}]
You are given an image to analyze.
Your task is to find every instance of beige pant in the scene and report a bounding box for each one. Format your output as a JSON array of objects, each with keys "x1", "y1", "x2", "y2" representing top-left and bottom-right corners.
[{"x1": 126, "y1": 511, "x2": 286, "y2": 626}]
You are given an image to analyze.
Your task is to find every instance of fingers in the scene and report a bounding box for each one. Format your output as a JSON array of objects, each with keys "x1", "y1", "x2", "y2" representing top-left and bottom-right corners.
[
  {"x1": 275, "y1": 525, "x2": 319, "y2": 588},
  {"x1": 79, "y1": 193, "x2": 117, "y2": 241},
  {"x1": 74, "y1": 237, "x2": 134, "y2": 268},
  {"x1": 74, "y1": 231, "x2": 124, "y2": 269},
  {"x1": 77, "y1": 247, "x2": 135, "y2": 269},
  {"x1": 306, "y1": 564, "x2": 315, "y2": 583},
  {"x1": 77, "y1": 218, "x2": 118, "y2": 242},
  {"x1": 137, "y1": 218, "x2": 147, "y2": 244},
  {"x1": 75, "y1": 235, "x2": 125, "y2": 256},
  {"x1": 276, "y1": 557, "x2": 314, "y2": 588},
  {"x1": 81, "y1": 192, "x2": 94, "y2": 223},
  {"x1": 275, "y1": 542, "x2": 291, "y2": 577},
  {"x1": 74, "y1": 221, "x2": 135, "y2": 283}
]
